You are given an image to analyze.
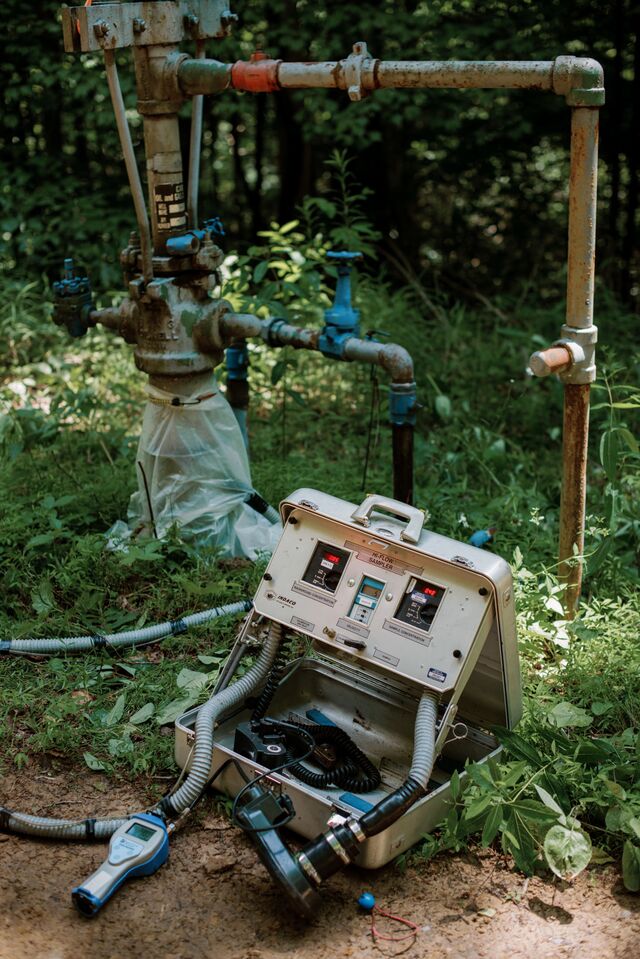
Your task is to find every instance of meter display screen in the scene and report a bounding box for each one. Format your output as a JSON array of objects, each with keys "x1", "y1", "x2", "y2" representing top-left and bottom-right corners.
[
  {"x1": 126, "y1": 822, "x2": 156, "y2": 842},
  {"x1": 302, "y1": 542, "x2": 350, "y2": 593},
  {"x1": 348, "y1": 575, "x2": 385, "y2": 626},
  {"x1": 394, "y1": 577, "x2": 446, "y2": 632}
]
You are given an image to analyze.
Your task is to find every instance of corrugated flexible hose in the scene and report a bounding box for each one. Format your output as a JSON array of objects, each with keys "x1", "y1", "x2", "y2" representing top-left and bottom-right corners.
[{"x1": 1, "y1": 617, "x2": 283, "y2": 839}]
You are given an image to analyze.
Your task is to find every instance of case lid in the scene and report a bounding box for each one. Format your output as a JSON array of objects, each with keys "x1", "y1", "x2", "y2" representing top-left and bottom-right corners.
[{"x1": 253, "y1": 489, "x2": 521, "y2": 729}]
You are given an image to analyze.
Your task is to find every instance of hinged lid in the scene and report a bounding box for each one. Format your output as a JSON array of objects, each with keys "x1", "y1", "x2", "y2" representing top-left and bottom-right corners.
[{"x1": 253, "y1": 489, "x2": 521, "y2": 730}]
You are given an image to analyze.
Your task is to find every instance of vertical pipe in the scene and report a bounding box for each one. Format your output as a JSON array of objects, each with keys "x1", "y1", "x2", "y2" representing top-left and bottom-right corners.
[
  {"x1": 103, "y1": 49, "x2": 153, "y2": 282},
  {"x1": 559, "y1": 385, "x2": 590, "y2": 613},
  {"x1": 560, "y1": 107, "x2": 599, "y2": 614},
  {"x1": 142, "y1": 111, "x2": 188, "y2": 251},
  {"x1": 392, "y1": 425, "x2": 414, "y2": 505},
  {"x1": 187, "y1": 40, "x2": 206, "y2": 229},
  {"x1": 226, "y1": 343, "x2": 250, "y2": 448}
]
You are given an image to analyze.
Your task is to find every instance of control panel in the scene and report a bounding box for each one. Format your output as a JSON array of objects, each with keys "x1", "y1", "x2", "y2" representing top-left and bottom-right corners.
[{"x1": 253, "y1": 490, "x2": 513, "y2": 694}]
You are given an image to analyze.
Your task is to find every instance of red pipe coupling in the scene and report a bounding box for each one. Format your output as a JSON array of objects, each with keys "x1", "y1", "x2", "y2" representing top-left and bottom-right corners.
[{"x1": 231, "y1": 51, "x2": 281, "y2": 93}]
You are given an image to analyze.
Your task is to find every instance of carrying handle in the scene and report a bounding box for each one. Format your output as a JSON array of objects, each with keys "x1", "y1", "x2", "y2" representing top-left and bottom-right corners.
[{"x1": 351, "y1": 495, "x2": 425, "y2": 544}]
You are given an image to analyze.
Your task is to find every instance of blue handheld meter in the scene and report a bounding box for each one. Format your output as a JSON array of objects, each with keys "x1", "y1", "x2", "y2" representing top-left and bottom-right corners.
[{"x1": 72, "y1": 813, "x2": 169, "y2": 917}]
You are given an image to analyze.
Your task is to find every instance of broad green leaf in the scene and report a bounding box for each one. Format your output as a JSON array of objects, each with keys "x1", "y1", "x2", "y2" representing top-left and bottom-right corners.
[
  {"x1": 590, "y1": 701, "x2": 613, "y2": 716},
  {"x1": 449, "y1": 769, "x2": 460, "y2": 801},
  {"x1": 622, "y1": 841, "x2": 640, "y2": 892},
  {"x1": 155, "y1": 696, "x2": 197, "y2": 726},
  {"x1": 590, "y1": 846, "x2": 614, "y2": 865},
  {"x1": 543, "y1": 825, "x2": 592, "y2": 880},
  {"x1": 547, "y1": 702, "x2": 592, "y2": 729},
  {"x1": 31, "y1": 580, "x2": 54, "y2": 615},
  {"x1": 104, "y1": 693, "x2": 126, "y2": 726},
  {"x1": 252, "y1": 260, "x2": 269, "y2": 284},
  {"x1": 494, "y1": 727, "x2": 541, "y2": 766},
  {"x1": 600, "y1": 429, "x2": 620, "y2": 482},
  {"x1": 535, "y1": 784, "x2": 564, "y2": 814},
  {"x1": 83, "y1": 752, "x2": 106, "y2": 771},
  {"x1": 482, "y1": 804, "x2": 503, "y2": 847},
  {"x1": 176, "y1": 668, "x2": 209, "y2": 691},
  {"x1": 466, "y1": 793, "x2": 493, "y2": 820},
  {"x1": 465, "y1": 762, "x2": 494, "y2": 788},
  {"x1": 545, "y1": 596, "x2": 564, "y2": 616},
  {"x1": 129, "y1": 702, "x2": 155, "y2": 725},
  {"x1": 434, "y1": 394, "x2": 452, "y2": 421},
  {"x1": 500, "y1": 761, "x2": 528, "y2": 788},
  {"x1": 510, "y1": 800, "x2": 558, "y2": 824}
]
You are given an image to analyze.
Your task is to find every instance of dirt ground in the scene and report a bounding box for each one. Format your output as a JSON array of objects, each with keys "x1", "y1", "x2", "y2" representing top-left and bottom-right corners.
[{"x1": 1, "y1": 763, "x2": 638, "y2": 959}]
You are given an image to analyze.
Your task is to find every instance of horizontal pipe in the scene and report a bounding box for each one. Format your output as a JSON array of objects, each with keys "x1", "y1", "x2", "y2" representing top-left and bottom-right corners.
[
  {"x1": 177, "y1": 53, "x2": 603, "y2": 105},
  {"x1": 278, "y1": 59, "x2": 555, "y2": 92},
  {"x1": 218, "y1": 313, "x2": 319, "y2": 351},
  {"x1": 218, "y1": 314, "x2": 414, "y2": 382}
]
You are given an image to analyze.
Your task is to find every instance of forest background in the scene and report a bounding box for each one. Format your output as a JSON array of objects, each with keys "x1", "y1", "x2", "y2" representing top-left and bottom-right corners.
[
  {"x1": 1, "y1": 0, "x2": 639, "y2": 302},
  {"x1": 1, "y1": 0, "x2": 640, "y2": 896}
]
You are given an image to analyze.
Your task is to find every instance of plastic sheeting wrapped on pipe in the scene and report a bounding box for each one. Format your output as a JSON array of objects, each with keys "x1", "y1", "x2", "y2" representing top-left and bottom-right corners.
[{"x1": 109, "y1": 379, "x2": 281, "y2": 560}]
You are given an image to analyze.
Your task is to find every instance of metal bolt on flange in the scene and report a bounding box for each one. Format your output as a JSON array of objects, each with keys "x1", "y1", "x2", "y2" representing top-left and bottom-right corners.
[
  {"x1": 93, "y1": 20, "x2": 110, "y2": 39},
  {"x1": 132, "y1": 18, "x2": 146, "y2": 34}
]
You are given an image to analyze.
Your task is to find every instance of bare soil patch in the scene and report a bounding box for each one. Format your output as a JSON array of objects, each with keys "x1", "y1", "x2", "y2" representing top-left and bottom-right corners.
[{"x1": 1, "y1": 763, "x2": 638, "y2": 959}]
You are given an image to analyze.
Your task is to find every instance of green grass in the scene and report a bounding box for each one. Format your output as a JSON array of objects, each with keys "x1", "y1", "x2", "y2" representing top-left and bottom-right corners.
[{"x1": 0, "y1": 261, "x2": 638, "y2": 887}]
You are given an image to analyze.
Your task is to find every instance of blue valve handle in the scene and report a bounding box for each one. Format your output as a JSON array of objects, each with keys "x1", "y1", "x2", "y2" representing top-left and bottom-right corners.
[{"x1": 319, "y1": 251, "x2": 363, "y2": 358}]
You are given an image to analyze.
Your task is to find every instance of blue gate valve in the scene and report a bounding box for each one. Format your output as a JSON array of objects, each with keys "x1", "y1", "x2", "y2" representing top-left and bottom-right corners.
[
  {"x1": 52, "y1": 258, "x2": 94, "y2": 338},
  {"x1": 165, "y1": 217, "x2": 225, "y2": 256},
  {"x1": 319, "y1": 251, "x2": 362, "y2": 360}
]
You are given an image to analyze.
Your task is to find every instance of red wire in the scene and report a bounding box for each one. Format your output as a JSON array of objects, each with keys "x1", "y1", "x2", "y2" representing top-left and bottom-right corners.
[
  {"x1": 76, "y1": 0, "x2": 94, "y2": 36},
  {"x1": 370, "y1": 906, "x2": 420, "y2": 943}
]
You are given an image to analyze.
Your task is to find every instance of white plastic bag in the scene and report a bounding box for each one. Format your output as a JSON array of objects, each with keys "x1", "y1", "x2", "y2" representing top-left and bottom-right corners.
[{"x1": 110, "y1": 379, "x2": 281, "y2": 560}]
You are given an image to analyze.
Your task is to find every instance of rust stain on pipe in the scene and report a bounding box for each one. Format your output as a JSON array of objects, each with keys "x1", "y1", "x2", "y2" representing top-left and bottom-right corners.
[{"x1": 559, "y1": 384, "x2": 590, "y2": 616}]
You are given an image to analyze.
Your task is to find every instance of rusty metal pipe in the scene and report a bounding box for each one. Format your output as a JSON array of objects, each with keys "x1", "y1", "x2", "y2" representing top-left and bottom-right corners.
[
  {"x1": 557, "y1": 107, "x2": 600, "y2": 615},
  {"x1": 392, "y1": 424, "x2": 414, "y2": 505},
  {"x1": 566, "y1": 109, "x2": 599, "y2": 331},
  {"x1": 276, "y1": 59, "x2": 555, "y2": 92},
  {"x1": 343, "y1": 338, "x2": 414, "y2": 383},
  {"x1": 216, "y1": 313, "x2": 415, "y2": 502},
  {"x1": 103, "y1": 50, "x2": 153, "y2": 282},
  {"x1": 559, "y1": 384, "x2": 591, "y2": 614}
]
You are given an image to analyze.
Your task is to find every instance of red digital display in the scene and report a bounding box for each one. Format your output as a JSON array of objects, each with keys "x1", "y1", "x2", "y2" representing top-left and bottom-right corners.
[
  {"x1": 325, "y1": 553, "x2": 341, "y2": 564},
  {"x1": 423, "y1": 586, "x2": 438, "y2": 596}
]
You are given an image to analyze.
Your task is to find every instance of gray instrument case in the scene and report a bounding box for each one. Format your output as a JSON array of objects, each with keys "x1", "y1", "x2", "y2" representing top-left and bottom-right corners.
[{"x1": 175, "y1": 489, "x2": 521, "y2": 867}]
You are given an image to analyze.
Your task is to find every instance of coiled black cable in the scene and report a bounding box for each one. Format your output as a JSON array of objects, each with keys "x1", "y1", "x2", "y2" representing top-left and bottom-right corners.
[
  {"x1": 286, "y1": 721, "x2": 381, "y2": 792},
  {"x1": 250, "y1": 655, "x2": 381, "y2": 793}
]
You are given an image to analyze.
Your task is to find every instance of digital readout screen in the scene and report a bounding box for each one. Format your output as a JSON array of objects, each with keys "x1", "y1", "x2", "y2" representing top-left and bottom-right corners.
[
  {"x1": 126, "y1": 822, "x2": 157, "y2": 842},
  {"x1": 393, "y1": 577, "x2": 446, "y2": 632},
  {"x1": 302, "y1": 542, "x2": 350, "y2": 593}
]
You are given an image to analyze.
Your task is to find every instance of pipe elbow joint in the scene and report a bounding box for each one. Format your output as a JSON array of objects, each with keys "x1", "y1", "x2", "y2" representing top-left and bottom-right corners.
[
  {"x1": 552, "y1": 56, "x2": 605, "y2": 106},
  {"x1": 379, "y1": 343, "x2": 414, "y2": 383}
]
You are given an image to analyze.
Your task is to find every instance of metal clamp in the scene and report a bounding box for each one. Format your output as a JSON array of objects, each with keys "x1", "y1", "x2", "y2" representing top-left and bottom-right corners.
[
  {"x1": 351, "y1": 494, "x2": 425, "y2": 544},
  {"x1": 342, "y1": 41, "x2": 372, "y2": 101}
]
